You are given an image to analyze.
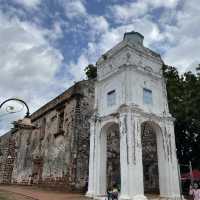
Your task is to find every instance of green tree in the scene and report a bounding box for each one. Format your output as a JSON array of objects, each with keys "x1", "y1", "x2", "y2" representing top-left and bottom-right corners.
[
  {"x1": 163, "y1": 64, "x2": 200, "y2": 169},
  {"x1": 84, "y1": 64, "x2": 97, "y2": 79}
]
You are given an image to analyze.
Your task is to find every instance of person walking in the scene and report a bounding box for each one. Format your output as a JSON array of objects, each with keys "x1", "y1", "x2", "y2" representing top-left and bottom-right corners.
[
  {"x1": 189, "y1": 182, "x2": 200, "y2": 200},
  {"x1": 107, "y1": 187, "x2": 112, "y2": 200},
  {"x1": 112, "y1": 185, "x2": 118, "y2": 200}
]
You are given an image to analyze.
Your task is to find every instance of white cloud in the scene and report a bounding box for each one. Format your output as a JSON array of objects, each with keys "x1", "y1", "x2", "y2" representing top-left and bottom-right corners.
[
  {"x1": 67, "y1": 9, "x2": 166, "y2": 81},
  {"x1": 88, "y1": 16, "x2": 109, "y2": 34},
  {"x1": 163, "y1": 34, "x2": 200, "y2": 73},
  {"x1": 147, "y1": 0, "x2": 179, "y2": 8},
  {"x1": 47, "y1": 20, "x2": 64, "y2": 42},
  {"x1": 14, "y1": 0, "x2": 41, "y2": 9},
  {"x1": 90, "y1": 17, "x2": 164, "y2": 55},
  {"x1": 108, "y1": 0, "x2": 200, "y2": 72},
  {"x1": 67, "y1": 15, "x2": 165, "y2": 82},
  {"x1": 162, "y1": 0, "x2": 200, "y2": 72},
  {"x1": 109, "y1": 1, "x2": 148, "y2": 23},
  {"x1": 63, "y1": 0, "x2": 87, "y2": 19},
  {"x1": 0, "y1": 16, "x2": 63, "y2": 88},
  {"x1": 109, "y1": 0, "x2": 180, "y2": 23},
  {"x1": 0, "y1": 12, "x2": 64, "y2": 135},
  {"x1": 66, "y1": 0, "x2": 183, "y2": 81},
  {"x1": 68, "y1": 54, "x2": 88, "y2": 81}
]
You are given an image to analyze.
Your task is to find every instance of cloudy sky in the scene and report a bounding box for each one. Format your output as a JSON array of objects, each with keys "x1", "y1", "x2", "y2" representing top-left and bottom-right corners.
[{"x1": 0, "y1": 0, "x2": 199, "y2": 134}]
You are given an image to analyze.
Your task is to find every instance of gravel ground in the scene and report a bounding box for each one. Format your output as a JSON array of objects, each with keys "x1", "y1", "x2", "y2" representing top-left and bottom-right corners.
[
  {"x1": 0, "y1": 186, "x2": 89, "y2": 200},
  {"x1": 0, "y1": 189, "x2": 34, "y2": 200}
]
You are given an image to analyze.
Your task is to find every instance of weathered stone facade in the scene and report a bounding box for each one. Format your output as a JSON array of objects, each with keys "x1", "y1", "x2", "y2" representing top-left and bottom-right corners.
[
  {"x1": 0, "y1": 132, "x2": 15, "y2": 184},
  {"x1": 0, "y1": 31, "x2": 181, "y2": 200},
  {"x1": 0, "y1": 80, "x2": 94, "y2": 191},
  {"x1": 87, "y1": 31, "x2": 181, "y2": 200}
]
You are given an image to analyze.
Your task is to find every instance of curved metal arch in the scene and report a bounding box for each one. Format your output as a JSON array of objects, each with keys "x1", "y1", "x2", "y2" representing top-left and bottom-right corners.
[{"x1": 0, "y1": 98, "x2": 30, "y2": 117}]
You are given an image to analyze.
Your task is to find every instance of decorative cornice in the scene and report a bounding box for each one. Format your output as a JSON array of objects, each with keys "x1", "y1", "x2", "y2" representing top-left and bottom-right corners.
[
  {"x1": 90, "y1": 112, "x2": 119, "y2": 123},
  {"x1": 100, "y1": 113, "x2": 119, "y2": 121},
  {"x1": 92, "y1": 104, "x2": 174, "y2": 124},
  {"x1": 97, "y1": 63, "x2": 162, "y2": 82},
  {"x1": 129, "y1": 104, "x2": 175, "y2": 122}
]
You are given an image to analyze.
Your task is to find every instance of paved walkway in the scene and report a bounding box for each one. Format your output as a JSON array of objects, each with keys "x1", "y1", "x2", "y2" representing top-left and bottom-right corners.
[{"x1": 0, "y1": 185, "x2": 89, "y2": 200}]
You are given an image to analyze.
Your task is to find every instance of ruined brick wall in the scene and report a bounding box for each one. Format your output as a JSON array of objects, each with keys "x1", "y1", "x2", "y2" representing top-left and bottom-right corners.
[
  {"x1": 68, "y1": 81, "x2": 94, "y2": 190},
  {"x1": 0, "y1": 132, "x2": 16, "y2": 184},
  {"x1": 38, "y1": 98, "x2": 77, "y2": 188},
  {"x1": 12, "y1": 127, "x2": 36, "y2": 184},
  {"x1": 1, "y1": 80, "x2": 95, "y2": 190}
]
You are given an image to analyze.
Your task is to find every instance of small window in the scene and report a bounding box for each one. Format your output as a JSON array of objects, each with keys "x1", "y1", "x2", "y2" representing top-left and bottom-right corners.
[
  {"x1": 58, "y1": 111, "x2": 64, "y2": 132},
  {"x1": 143, "y1": 88, "x2": 153, "y2": 105},
  {"x1": 107, "y1": 90, "x2": 116, "y2": 106},
  {"x1": 40, "y1": 118, "x2": 46, "y2": 140}
]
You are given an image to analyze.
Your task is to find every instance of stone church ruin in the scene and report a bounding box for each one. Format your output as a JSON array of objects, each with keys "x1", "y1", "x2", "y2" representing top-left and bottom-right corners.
[
  {"x1": 0, "y1": 80, "x2": 94, "y2": 190},
  {"x1": 0, "y1": 31, "x2": 181, "y2": 200},
  {"x1": 86, "y1": 31, "x2": 181, "y2": 200}
]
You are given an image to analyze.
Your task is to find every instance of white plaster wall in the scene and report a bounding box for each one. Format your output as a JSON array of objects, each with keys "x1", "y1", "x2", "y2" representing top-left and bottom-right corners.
[
  {"x1": 88, "y1": 36, "x2": 180, "y2": 200},
  {"x1": 96, "y1": 72, "x2": 125, "y2": 116},
  {"x1": 96, "y1": 43, "x2": 168, "y2": 117},
  {"x1": 127, "y1": 69, "x2": 167, "y2": 115},
  {"x1": 96, "y1": 67, "x2": 168, "y2": 117}
]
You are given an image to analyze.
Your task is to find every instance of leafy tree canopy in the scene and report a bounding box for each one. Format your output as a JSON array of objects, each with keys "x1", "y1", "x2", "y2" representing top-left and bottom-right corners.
[
  {"x1": 84, "y1": 64, "x2": 97, "y2": 79},
  {"x1": 163, "y1": 64, "x2": 200, "y2": 170}
]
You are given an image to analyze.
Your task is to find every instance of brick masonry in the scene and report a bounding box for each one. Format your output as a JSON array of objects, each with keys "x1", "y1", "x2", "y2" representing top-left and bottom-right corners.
[{"x1": 0, "y1": 80, "x2": 95, "y2": 191}]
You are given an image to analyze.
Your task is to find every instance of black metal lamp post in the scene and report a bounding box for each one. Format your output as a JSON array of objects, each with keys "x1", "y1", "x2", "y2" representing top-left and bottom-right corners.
[
  {"x1": 0, "y1": 98, "x2": 30, "y2": 158},
  {"x1": 0, "y1": 98, "x2": 30, "y2": 118}
]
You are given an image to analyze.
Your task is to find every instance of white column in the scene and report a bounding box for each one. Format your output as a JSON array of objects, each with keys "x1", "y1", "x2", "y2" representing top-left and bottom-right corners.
[
  {"x1": 98, "y1": 124, "x2": 107, "y2": 196},
  {"x1": 159, "y1": 120, "x2": 181, "y2": 200},
  {"x1": 93, "y1": 120, "x2": 102, "y2": 197},
  {"x1": 86, "y1": 120, "x2": 95, "y2": 197},
  {"x1": 128, "y1": 114, "x2": 147, "y2": 200},
  {"x1": 168, "y1": 121, "x2": 181, "y2": 199},
  {"x1": 119, "y1": 113, "x2": 131, "y2": 200},
  {"x1": 157, "y1": 124, "x2": 170, "y2": 198}
]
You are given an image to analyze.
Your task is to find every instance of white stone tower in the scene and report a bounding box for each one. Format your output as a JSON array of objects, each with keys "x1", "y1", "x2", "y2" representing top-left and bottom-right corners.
[{"x1": 87, "y1": 31, "x2": 181, "y2": 200}]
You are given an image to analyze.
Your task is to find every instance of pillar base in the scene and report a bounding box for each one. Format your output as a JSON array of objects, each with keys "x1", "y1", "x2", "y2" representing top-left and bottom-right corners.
[
  {"x1": 91, "y1": 194, "x2": 107, "y2": 200},
  {"x1": 119, "y1": 194, "x2": 131, "y2": 200},
  {"x1": 132, "y1": 195, "x2": 148, "y2": 200},
  {"x1": 91, "y1": 194, "x2": 131, "y2": 200},
  {"x1": 160, "y1": 196, "x2": 182, "y2": 200},
  {"x1": 86, "y1": 191, "x2": 94, "y2": 198}
]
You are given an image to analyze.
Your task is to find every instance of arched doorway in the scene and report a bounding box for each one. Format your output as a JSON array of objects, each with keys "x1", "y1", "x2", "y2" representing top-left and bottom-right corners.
[
  {"x1": 100, "y1": 122, "x2": 121, "y2": 193},
  {"x1": 106, "y1": 123, "x2": 120, "y2": 189},
  {"x1": 141, "y1": 121, "x2": 160, "y2": 194}
]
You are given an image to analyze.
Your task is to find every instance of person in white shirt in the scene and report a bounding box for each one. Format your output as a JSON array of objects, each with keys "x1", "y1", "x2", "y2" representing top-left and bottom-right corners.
[{"x1": 189, "y1": 182, "x2": 200, "y2": 200}]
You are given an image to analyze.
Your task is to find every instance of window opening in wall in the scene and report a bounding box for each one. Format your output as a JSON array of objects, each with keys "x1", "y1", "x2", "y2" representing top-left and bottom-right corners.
[
  {"x1": 143, "y1": 88, "x2": 153, "y2": 105},
  {"x1": 58, "y1": 111, "x2": 64, "y2": 133},
  {"x1": 107, "y1": 90, "x2": 116, "y2": 107},
  {"x1": 40, "y1": 118, "x2": 46, "y2": 140}
]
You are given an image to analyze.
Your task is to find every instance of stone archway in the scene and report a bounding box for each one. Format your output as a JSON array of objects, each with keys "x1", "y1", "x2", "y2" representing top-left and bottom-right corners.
[
  {"x1": 141, "y1": 121, "x2": 160, "y2": 194},
  {"x1": 99, "y1": 122, "x2": 121, "y2": 194},
  {"x1": 106, "y1": 123, "x2": 120, "y2": 189}
]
